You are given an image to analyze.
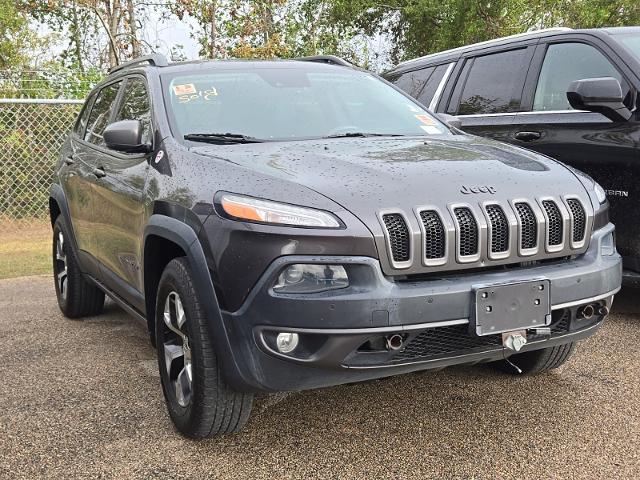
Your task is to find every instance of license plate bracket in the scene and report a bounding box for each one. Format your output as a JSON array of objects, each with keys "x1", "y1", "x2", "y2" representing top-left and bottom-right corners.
[{"x1": 472, "y1": 279, "x2": 551, "y2": 337}]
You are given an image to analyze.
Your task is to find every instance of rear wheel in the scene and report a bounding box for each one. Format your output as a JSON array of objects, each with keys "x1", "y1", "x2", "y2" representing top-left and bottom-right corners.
[
  {"x1": 499, "y1": 342, "x2": 577, "y2": 374},
  {"x1": 156, "y1": 258, "x2": 253, "y2": 438},
  {"x1": 53, "y1": 217, "x2": 105, "y2": 318}
]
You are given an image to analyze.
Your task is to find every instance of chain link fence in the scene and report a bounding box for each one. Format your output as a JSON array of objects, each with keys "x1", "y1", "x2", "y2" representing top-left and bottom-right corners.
[{"x1": 0, "y1": 70, "x2": 97, "y2": 231}]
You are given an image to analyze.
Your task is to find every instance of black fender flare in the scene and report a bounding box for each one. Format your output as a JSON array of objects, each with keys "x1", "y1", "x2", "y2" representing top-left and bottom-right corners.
[
  {"x1": 143, "y1": 214, "x2": 254, "y2": 391},
  {"x1": 49, "y1": 184, "x2": 79, "y2": 251}
]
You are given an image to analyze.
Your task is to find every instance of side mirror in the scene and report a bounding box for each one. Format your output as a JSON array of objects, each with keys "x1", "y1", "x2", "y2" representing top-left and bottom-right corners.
[
  {"x1": 566, "y1": 77, "x2": 632, "y2": 122},
  {"x1": 104, "y1": 120, "x2": 151, "y2": 153},
  {"x1": 436, "y1": 113, "x2": 463, "y2": 130}
]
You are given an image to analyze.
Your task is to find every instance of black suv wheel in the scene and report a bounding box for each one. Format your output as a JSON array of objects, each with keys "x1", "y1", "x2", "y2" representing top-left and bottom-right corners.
[
  {"x1": 155, "y1": 258, "x2": 253, "y2": 438},
  {"x1": 53, "y1": 217, "x2": 105, "y2": 318}
]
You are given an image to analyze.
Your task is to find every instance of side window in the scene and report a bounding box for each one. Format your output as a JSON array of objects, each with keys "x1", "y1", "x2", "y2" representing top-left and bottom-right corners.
[
  {"x1": 114, "y1": 77, "x2": 152, "y2": 145},
  {"x1": 392, "y1": 67, "x2": 435, "y2": 98},
  {"x1": 416, "y1": 63, "x2": 452, "y2": 108},
  {"x1": 84, "y1": 82, "x2": 122, "y2": 145},
  {"x1": 74, "y1": 94, "x2": 95, "y2": 137},
  {"x1": 456, "y1": 49, "x2": 529, "y2": 115},
  {"x1": 533, "y1": 42, "x2": 629, "y2": 112}
]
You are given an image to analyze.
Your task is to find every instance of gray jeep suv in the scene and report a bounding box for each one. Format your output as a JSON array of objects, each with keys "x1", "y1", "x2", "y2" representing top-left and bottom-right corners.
[{"x1": 50, "y1": 54, "x2": 621, "y2": 438}]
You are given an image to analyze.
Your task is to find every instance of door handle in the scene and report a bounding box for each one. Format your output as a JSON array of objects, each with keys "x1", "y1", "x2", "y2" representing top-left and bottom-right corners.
[
  {"x1": 514, "y1": 131, "x2": 542, "y2": 142},
  {"x1": 92, "y1": 166, "x2": 106, "y2": 178},
  {"x1": 64, "y1": 156, "x2": 75, "y2": 165}
]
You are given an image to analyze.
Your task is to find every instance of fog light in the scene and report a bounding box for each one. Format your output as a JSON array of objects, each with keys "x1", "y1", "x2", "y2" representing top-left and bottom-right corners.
[
  {"x1": 601, "y1": 232, "x2": 615, "y2": 256},
  {"x1": 276, "y1": 332, "x2": 299, "y2": 353},
  {"x1": 273, "y1": 264, "x2": 348, "y2": 294}
]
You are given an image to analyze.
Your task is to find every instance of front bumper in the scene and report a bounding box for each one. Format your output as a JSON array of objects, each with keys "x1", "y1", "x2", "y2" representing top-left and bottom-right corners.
[{"x1": 220, "y1": 224, "x2": 621, "y2": 392}]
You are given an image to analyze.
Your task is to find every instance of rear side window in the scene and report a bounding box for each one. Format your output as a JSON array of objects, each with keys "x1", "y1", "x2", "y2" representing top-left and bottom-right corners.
[
  {"x1": 416, "y1": 63, "x2": 451, "y2": 108},
  {"x1": 84, "y1": 82, "x2": 121, "y2": 145},
  {"x1": 455, "y1": 49, "x2": 528, "y2": 115},
  {"x1": 533, "y1": 42, "x2": 629, "y2": 111},
  {"x1": 391, "y1": 67, "x2": 435, "y2": 98},
  {"x1": 114, "y1": 77, "x2": 152, "y2": 145}
]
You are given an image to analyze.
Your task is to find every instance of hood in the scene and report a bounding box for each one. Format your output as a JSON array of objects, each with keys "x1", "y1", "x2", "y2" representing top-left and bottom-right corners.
[{"x1": 192, "y1": 135, "x2": 589, "y2": 225}]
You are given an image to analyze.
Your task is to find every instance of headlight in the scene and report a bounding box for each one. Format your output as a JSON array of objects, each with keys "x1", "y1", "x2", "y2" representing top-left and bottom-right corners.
[
  {"x1": 273, "y1": 264, "x2": 349, "y2": 293},
  {"x1": 219, "y1": 193, "x2": 341, "y2": 228},
  {"x1": 594, "y1": 183, "x2": 607, "y2": 204}
]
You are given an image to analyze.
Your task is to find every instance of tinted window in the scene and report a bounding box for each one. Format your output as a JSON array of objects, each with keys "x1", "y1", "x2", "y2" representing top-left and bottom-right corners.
[
  {"x1": 74, "y1": 95, "x2": 95, "y2": 136},
  {"x1": 533, "y1": 43, "x2": 628, "y2": 111},
  {"x1": 115, "y1": 77, "x2": 152, "y2": 144},
  {"x1": 392, "y1": 67, "x2": 435, "y2": 98},
  {"x1": 416, "y1": 63, "x2": 451, "y2": 108},
  {"x1": 84, "y1": 82, "x2": 121, "y2": 145},
  {"x1": 456, "y1": 49, "x2": 528, "y2": 115}
]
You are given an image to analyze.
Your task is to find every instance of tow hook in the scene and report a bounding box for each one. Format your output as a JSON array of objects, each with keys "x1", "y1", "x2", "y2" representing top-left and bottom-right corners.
[{"x1": 502, "y1": 331, "x2": 527, "y2": 352}]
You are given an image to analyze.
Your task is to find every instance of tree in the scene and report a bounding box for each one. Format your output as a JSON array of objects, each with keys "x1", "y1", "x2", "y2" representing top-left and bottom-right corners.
[{"x1": 0, "y1": 0, "x2": 33, "y2": 68}]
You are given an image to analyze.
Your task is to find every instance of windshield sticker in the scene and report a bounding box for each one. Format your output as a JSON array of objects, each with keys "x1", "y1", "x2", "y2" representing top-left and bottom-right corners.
[
  {"x1": 174, "y1": 85, "x2": 219, "y2": 104},
  {"x1": 407, "y1": 104, "x2": 422, "y2": 113},
  {"x1": 415, "y1": 114, "x2": 437, "y2": 126},
  {"x1": 420, "y1": 125, "x2": 442, "y2": 135},
  {"x1": 172, "y1": 83, "x2": 197, "y2": 95}
]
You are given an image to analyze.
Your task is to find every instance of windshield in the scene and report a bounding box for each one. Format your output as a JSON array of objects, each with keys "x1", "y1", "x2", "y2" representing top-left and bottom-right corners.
[
  {"x1": 161, "y1": 65, "x2": 450, "y2": 142},
  {"x1": 613, "y1": 32, "x2": 640, "y2": 62}
]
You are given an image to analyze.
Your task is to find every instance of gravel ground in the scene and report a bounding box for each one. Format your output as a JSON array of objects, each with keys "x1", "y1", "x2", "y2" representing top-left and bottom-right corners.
[{"x1": 1, "y1": 275, "x2": 639, "y2": 479}]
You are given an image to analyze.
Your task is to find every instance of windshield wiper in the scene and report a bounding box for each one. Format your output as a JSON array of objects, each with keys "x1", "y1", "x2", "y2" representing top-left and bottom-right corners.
[
  {"x1": 323, "y1": 132, "x2": 407, "y2": 139},
  {"x1": 184, "y1": 133, "x2": 264, "y2": 144}
]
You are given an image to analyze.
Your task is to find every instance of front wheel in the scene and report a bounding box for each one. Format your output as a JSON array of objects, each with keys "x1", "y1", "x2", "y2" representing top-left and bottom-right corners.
[
  {"x1": 499, "y1": 342, "x2": 577, "y2": 375},
  {"x1": 156, "y1": 258, "x2": 253, "y2": 438}
]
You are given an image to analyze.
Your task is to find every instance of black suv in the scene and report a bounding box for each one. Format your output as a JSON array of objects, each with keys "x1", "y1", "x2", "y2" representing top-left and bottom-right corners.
[
  {"x1": 385, "y1": 26, "x2": 640, "y2": 282},
  {"x1": 51, "y1": 54, "x2": 620, "y2": 438}
]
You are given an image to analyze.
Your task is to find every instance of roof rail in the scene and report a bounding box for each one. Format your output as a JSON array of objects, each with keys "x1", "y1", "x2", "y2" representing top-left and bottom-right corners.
[
  {"x1": 108, "y1": 53, "x2": 169, "y2": 74},
  {"x1": 397, "y1": 27, "x2": 573, "y2": 68},
  {"x1": 296, "y1": 55, "x2": 355, "y2": 68}
]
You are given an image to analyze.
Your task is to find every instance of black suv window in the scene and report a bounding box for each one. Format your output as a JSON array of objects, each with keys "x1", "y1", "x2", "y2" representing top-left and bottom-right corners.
[
  {"x1": 84, "y1": 81, "x2": 122, "y2": 145},
  {"x1": 74, "y1": 94, "x2": 95, "y2": 137},
  {"x1": 455, "y1": 49, "x2": 528, "y2": 115},
  {"x1": 392, "y1": 67, "x2": 434, "y2": 98},
  {"x1": 115, "y1": 77, "x2": 152, "y2": 145},
  {"x1": 533, "y1": 42, "x2": 629, "y2": 112}
]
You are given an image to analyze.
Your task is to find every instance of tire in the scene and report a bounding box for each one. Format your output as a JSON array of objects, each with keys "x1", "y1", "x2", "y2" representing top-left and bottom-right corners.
[
  {"x1": 155, "y1": 257, "x2": 253, "y2": 438},
  {"x1": 498, "y1": 342, "x2": 577, "y2": 375},
  {"x1": 53, "y1": 217, "x2": 105, "y2": 318}
]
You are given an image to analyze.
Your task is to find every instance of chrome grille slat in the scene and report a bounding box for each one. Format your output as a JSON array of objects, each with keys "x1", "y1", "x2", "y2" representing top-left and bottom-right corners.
[
  {"x1": 453, "y1": 207, "x2": 479, "y2": 257},
  {"x1": 566, "y1": 198, "x2": 586, "y2": 242},
  {"x1": 382, "y1": 213, "x2": 410, "y2": 263},
  {"x1": 514, "y1": 202, "x2": 537, "y2": 250},
  {"x1": 542, "y1": 200, "x2": 563, "y2": 246},
  {"x1": 486, "y1": 204, "x2": 509, "y2": 253},
  {"x1": 419, "y1": 210, "x2": 446, "y2": 259}
]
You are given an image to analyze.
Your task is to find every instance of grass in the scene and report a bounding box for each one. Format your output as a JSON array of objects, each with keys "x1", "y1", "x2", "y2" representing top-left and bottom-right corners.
[{"x1": 0, "y1": 222, "x2": 51, "y2": 279}]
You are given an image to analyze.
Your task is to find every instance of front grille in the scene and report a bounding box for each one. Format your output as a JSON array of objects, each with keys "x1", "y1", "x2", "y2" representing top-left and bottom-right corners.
[
  {"x1": 453, "y1": 207, "x2": 479, "y2": 256},
  {"x1": 420, "y1": 210, "x2": 445, "y2": 259},
  {"x1": 515, "y1": 202, "x2": 537, "y2": 249},
  {"x1": 378, "y1": 195, "x2": 590, "y2": 272},
  {"x1": 566, "y1": 199, "x2": 586, "y2": 242},
  {"x1": 542, "y1": 200, "x2": 563, "y2": 246},
  {"x1": 486, "y1": 204, "x2": 509, "y2": 253},
  {"x1": 382, "y1": 213, "x2": 410, "y2": 263}
]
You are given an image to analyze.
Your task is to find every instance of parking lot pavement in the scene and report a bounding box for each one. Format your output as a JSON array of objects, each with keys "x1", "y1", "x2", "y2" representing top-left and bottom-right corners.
[{"x1": 0, "y1": 276, "x2": 639, "y2": 479}]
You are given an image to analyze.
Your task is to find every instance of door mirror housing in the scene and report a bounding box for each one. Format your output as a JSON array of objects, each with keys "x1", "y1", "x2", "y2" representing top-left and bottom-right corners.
[
  {"x1": 104, "y1": 120, "x2": 151, "y2": 153},
  {"x1": 566, "y1": 77, "x2": 632, "y2": 122},
  {"x1": 436, "y1": 113, "x2": 463, "y2": 130}
]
